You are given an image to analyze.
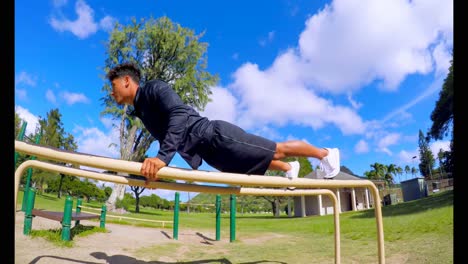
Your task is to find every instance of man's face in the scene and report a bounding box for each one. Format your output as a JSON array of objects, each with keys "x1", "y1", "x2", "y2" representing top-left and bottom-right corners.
[{"x1": 111, "y1": 77, "x2": 127, "y2": 105}]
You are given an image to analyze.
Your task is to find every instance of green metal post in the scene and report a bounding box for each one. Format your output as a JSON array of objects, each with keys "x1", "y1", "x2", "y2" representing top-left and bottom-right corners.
[
  {"x1": 23, "y1": 187, "x2": 36, "y2": 235},
  {"x1": 22, "y1": 133, "x2": 41, "y2": 212},
  {"x1": 100, "y1": 204, "x2": 107, "y2": 228},
  {"x1": 14, "y1": 121, "x2": 27, "y2": 165},
  {"x1": 173, "y1": 192, "x2": 180, "y2": 240},
  {"x1": 230, "y1": 194, "x2": 236, "y2": 242},
  {"x1": 215, "y1": 194, "x2": 221, "y2": 241},
  {"x1": 75, "y1": 198, "x2": 82, "y2": 226},
  {"x1": 61, "y1": 196, "x2": 73, "y2": 241}
]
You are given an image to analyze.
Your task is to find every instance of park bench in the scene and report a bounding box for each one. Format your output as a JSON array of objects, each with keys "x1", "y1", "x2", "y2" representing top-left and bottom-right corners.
[{"x1": 23, "y1": 187, "x2": 107, "y2": 241}]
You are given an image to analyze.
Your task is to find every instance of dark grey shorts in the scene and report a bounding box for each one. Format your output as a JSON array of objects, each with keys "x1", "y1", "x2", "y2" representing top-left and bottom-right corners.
[{"x1": 196, "y1": 120, "x2": 276, "y2": 175}]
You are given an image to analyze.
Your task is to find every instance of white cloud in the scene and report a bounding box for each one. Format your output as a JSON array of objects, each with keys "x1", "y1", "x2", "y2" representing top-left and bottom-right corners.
[
  {"x1": 52, "y1": 0, "x2": 68, "y2": 8},
  {"x1": 354, "y1": 139, "x2": 369, "y2": 154},
  {"x1": 15, "y1": 106, "x2": 40, "y2": 136},
  {"x1": 45, "y1": 89, "x2": 57, "y2": 104},
  {"x1": 73, "y1": 121, "x2": 120, "y2": 159},
  {"x1": 259, "y1": 31, "x2": 276, "y2": 47},
  {"x1": 398, "y1": 149, "x2": 419, "y2": 164},
  {"x1": 200, "y1": 86, "x2": 238, "y2": 123},
  {"x1": 229, "y1": 52, "x2": 365, "y2": 135},
  {"x1": 376, "y1": 133, "x2": 401, "y2": 155},
  {"x1": 347, "y1": 93, "x2": 362, "y2": 110},
  {"x1": 49, "y1": 0, "x2": 98, "y2": 39},
  {"x1": 196, "y1": 0, "x2": 452, "y2": 152},
  {"x1": 15, "y1": 88, "x2": 28, "y2": 101},
  {"x1": 15, "y1": 71, "x2": 37, "y2": 87},
  {"x1": 99, "y1": 15, "x2": 116, "y2": 32},
  {"x1": 49, "y1": 0, "x2": 116, "y2": 39},
  {"x1": 381, "y1": 75, "x2": 444, "y2": 123},
  {"x1": 60, "y1": 91, "x2": 90, "y2": 105},
  {"x1": 297, "y1": 0, "x2": 452, "y2": 93},
  {"x1": 432, "y1": 41, "x2": 452, "y2": 77},
  {"x1": 430, "y1": 140, "x2": 450, "y2": 157}
]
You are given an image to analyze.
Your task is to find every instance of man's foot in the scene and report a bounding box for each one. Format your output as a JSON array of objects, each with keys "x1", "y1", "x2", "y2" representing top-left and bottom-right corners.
[
  {"x1": 318, "y1": 148, "x2": 340, "y2": 179},
  {"x1": 285, "y1": 161, "x2": 300, "y2": 189}
]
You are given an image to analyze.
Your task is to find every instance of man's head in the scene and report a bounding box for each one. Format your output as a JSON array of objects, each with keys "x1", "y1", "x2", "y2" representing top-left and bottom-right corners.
[{"x1": 106, "y1": 63, "x2": 141, "y2": 105}]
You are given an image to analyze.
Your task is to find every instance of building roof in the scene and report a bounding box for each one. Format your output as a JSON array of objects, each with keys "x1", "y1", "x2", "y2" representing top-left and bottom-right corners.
[{"x1": 304, "y1": 170, "x2": 367, "y2": 180}]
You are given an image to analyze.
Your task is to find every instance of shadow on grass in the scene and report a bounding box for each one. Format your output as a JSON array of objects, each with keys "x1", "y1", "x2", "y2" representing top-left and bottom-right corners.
[
  {"x1": 196, "y1": 232, "x2": 216, "y2": 245},
  {"x1": 29, "y1": 253, "x2": 289, "y2": 263},
  {"x1": 351, "y1": 189, "x2": 453, "y2": 219}
]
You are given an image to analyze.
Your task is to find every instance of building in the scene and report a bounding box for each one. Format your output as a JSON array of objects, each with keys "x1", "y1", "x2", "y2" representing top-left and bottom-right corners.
[
  {"x1": 400, "y1": 177, "x2": 428, "y2": 202},
  {"x1": 293, "y1": 171, "x2": 381, "y2": 217}
]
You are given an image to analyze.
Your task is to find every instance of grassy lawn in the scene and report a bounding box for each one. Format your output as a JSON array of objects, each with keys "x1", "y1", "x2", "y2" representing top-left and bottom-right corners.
[{"x1": 17, "y1": 189, "x2": 453, "y2": 263}]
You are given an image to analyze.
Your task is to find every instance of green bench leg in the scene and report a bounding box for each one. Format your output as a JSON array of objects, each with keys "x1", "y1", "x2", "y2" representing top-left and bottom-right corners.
[
  {"x1": 23, "y1": 187, "x2": 36, "y2": 235},
  {"x1": 61, "y1": 196, "x2": 73, "y2": 241},
  {"x1": 100, "y1": 204, "x2": 107, "y2": 228}
]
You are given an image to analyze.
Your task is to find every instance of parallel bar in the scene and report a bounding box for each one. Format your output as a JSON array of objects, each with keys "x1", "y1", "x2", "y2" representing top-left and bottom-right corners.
[
  {"x1": 14, "y1": 160, "x2": 342, "y2": 264},
  {"x1": 14, "y1": 140, "x2": 385, "y2": 263}
]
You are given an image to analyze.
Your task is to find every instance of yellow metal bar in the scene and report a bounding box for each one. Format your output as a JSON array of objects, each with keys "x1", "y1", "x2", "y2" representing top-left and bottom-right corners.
[{"x1": 15, "y1": 140, "x2": 385, "y2": 263}]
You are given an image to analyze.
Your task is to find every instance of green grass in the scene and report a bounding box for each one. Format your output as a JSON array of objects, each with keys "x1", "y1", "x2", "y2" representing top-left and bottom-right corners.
[
  {"x1": 17, "y1": 190, "x2": 453, "y2": 263},
  {"x1": 30, "y1": 224, "x2": 107, "y2": 247}
]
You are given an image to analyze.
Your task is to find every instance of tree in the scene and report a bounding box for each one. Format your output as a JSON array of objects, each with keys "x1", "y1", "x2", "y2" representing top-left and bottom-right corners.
[
  {"x1": 404, "y1": 165, "x2": 411, "y2": 180},
  {"x1": 100, "y1": 16, "x2": 219, "y2": 211},
  {"x1": 130, "y1": 185, "x2": 145, "y2": 213},
  {"x1": 418, "y1": 130, "x2": 435, "y2": 179},
  {"x1": 261, "y1": 157, "x2": 313, "y2": 216},
  {"x1": 428, "y1": 53, "x2": 453, "y2": 174},
  {"x1": 26, "y1": 109, "x2": 78, "y2": 193},
  {"x1": 15, "y1": 112, "x2": 23, "y2": 138}
]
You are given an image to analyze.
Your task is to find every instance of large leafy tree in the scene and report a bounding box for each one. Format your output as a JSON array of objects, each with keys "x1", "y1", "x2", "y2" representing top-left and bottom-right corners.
[
  {"x1": 100, "y1": 16, "x2": 219, "y2": 211},
  {"x1": 21, "y1": 108, "x2": 78, "y2": 193},
  {"x1": 418, "y1": 130, "x2": 435, "y2": 179},
  {"x1": 428, "y1": 53, "x2": 454, "y2": 175}
]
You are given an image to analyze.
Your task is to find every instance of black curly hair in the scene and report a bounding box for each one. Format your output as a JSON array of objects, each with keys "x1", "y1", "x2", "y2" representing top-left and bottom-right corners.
[{"x1": 106, "y1": 62, "x2": 141, "y2": 84}]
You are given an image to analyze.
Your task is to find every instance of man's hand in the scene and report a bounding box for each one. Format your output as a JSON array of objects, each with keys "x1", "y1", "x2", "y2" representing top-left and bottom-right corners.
[{"x1": 140, "y1": 157, "x2": 167, "y2": 187}]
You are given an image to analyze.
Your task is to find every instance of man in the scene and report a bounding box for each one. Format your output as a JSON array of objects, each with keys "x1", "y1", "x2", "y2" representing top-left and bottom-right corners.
[{"x1": 107, "y1": 62, "x2": 340, "y2": 185}]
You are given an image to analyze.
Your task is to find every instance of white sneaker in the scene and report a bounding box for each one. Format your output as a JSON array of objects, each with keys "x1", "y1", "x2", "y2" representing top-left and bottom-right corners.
[
  {"x1": 285, "y1": 161, "x2": 300, "y2": 179},
  {"x1": 285, "y1": 161, "x2": 300, "y2": 190},
  {"x1": 318, "y1": 148, "x2": 340, "y2": 179}
]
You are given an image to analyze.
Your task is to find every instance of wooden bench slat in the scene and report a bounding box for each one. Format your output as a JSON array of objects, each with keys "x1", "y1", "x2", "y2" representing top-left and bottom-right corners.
[{"x1": 32, "y1": 209, "x2": 100, "y2": 221}]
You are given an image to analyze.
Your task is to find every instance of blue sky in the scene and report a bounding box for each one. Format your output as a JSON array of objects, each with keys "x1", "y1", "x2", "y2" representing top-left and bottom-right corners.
[{"x1": 15, "y1": 0, "x2": 453, "y2": 201}]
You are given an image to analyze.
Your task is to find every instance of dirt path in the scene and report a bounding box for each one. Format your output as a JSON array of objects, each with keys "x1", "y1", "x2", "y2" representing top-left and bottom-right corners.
[{"x1": 14, "y1": 211, "x2": 227, "y2": 264}]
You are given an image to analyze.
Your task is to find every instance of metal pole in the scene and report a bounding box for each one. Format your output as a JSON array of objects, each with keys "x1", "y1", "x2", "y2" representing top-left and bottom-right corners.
[
  {"x1": 100, "y1": 204, "x2": 107, "y2": 228},
  {"x1": 173, "y1": 192, "x2": 179, "y2": 240},
  {"x1": 215, "y1": 194, "x2": 221, "y2": 241},
  {"x1": 61, "y1": 196, "x2": 73, "y2": 241},
  {"x1": 230, "y1": 194, "x2": 236, "y2": 242},
  {"x1": 14, "y1": 121, "x2": 27, "y2": 166},
  {"x1": 23, "y1": 187, "x2": 36, "y2": 235},
  {"x1": 22, "y1": 133, "x2": 41, "y2": 211}
]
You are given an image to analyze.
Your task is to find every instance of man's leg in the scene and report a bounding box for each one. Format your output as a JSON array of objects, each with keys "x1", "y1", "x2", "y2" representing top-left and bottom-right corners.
[
  {"x1": 270, "y1": 140, "x2": 341, "y2": 179},
  {"x1": 273, "y1": 140, "x2": 328, "y2": 160}
]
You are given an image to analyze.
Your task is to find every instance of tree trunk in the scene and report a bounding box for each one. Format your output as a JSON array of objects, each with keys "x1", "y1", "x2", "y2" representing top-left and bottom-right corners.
[
  {"x1": 186, "y1": 192, "x2": 191, "y2": 213},
  {"x1": 106, "y1": 175, "x2": 127, "y2": 212},
  {"x1": 106, "y1": 111, "x2": 137, "y2": 212},
  {"x1": 57, "y1": 174, "x2": 64, "y2": 198},
  {"x1": 135, "y1": 196, "x2": 140, "y2": 213},
  {"x1": 274, "y1": 199, "x2": 280, "y2": 217}
]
